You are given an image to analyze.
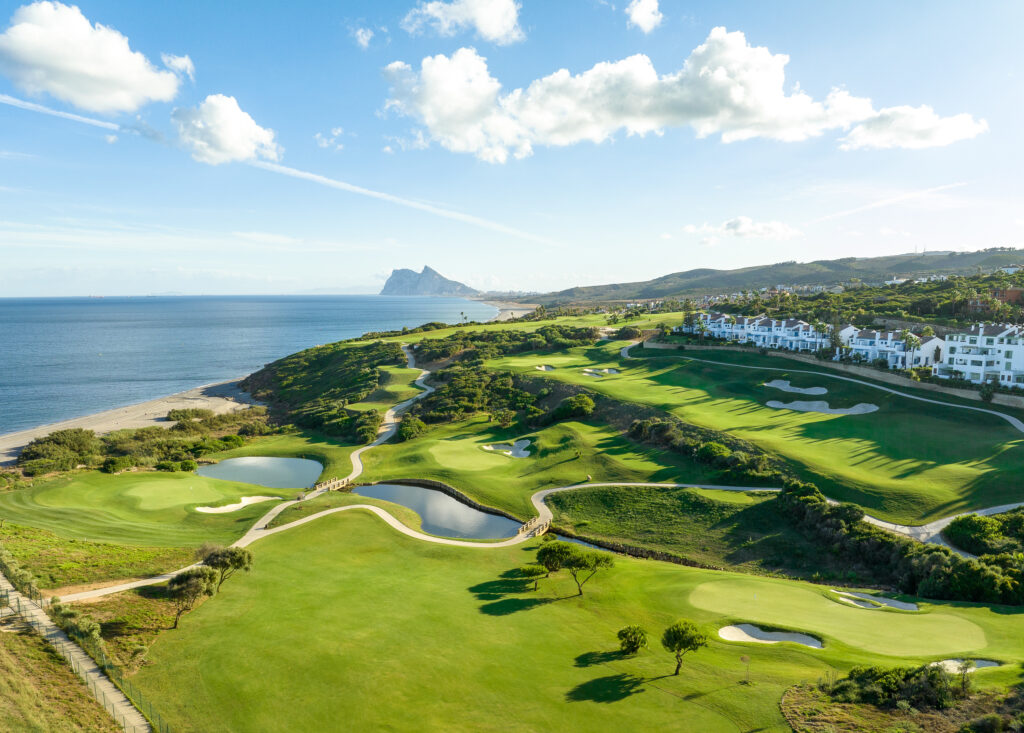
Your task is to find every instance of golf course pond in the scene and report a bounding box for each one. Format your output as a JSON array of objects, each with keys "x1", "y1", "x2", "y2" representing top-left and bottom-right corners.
[
  {"x1": 353, "y1": 483, "x2": 521, "y2": 539},
  {"x1": 196, "y1": 456, "x2": 323, "y2": 489}
]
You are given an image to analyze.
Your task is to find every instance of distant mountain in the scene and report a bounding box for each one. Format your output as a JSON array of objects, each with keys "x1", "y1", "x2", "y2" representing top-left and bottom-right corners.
[
  {"x1": 530, "y1": 248, "x2": 1024, "y2": 305},
  {"x1": 379, "y1": 266, "x2": 479, "y2": 297}
]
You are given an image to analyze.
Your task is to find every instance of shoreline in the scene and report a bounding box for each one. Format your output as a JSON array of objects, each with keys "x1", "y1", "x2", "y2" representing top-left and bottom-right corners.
[
  {"x1": 481, "y1": 299, "x2": 538, "y2": 322},
  {"x1": 0, "y1": 378, "x2": 258, "y2": 466}
]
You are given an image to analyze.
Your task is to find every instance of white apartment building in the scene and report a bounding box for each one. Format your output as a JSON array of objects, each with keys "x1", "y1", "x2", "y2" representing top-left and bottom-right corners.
[
  {"x1": 934, "y1": 324, "x2": 1024, "y2": 386},
  {"x1": 848, "y1": 330, "x2": 943, "y2": 369}
]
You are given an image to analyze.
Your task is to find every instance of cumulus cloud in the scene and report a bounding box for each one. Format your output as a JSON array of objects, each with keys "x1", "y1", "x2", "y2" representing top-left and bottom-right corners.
[
  {"x1": 353, "y1": 27, "x2": 374, "y2": 49},
  {"x1": 0, "y1": 1, "x2": 182, "y2": 113},
  {"x1": 402, "y1": 0, "x2": 524, "y2": 45},
  {"x1": 385, "y1": 27, "x2": 986, "y2": 162},
  {"x1": 172, "y1": 94, "x2": 282, "y2": 165},
  {"x1": 840, "y1": 105, "x2": 988, "y2": 150},
  {"x1": 626, "y1": 0, "x2": 662, "y2": 33},
  {"x1": 161, "y1": 53, "x2": 194, "y2": 81},
  {"x1": 684, "y1": 216, "x2": 803, "y2": 241},
  {"x1": 314, "y1": 126, "x2": 344, "y2": 150}
]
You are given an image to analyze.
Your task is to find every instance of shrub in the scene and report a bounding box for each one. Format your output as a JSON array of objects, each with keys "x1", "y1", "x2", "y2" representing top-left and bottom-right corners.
[
  {"x1": 980, "y1": 382, "x2": 997, "y2": 403},
  {"x1": 551, "y1": 394, "x2": 595, "y2": 421},
  {"x1": 101, "y1": 455, "x2": 136, "y2": 474},
  {"x1": 696, "y1": 441, "x2": 732, "y2": 465},
  {"x1": 396, "y1": 416, "x2": 426, "y2": 441},
  {"x1": 179, "y1": 459, "x2": 198, "y2": 472},
  {"x1": 155, "y1": 460, "x2": 180, "y2": 472}
]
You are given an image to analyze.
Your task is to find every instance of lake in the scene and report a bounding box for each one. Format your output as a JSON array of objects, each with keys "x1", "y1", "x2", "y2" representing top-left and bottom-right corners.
[
  {"x1": 353, "y1": 483, "x2": 521, "y2": 539},
  {"x1": 196, "y1": 456, "x2": 324, "y2": 489}
]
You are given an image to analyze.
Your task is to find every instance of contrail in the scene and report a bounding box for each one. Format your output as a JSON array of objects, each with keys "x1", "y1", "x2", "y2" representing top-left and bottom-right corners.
[
  {"x1": 0, "y1": 93, "x2": 120, "y2": 131},
  {"x1": 251, "y1": 161, "x2": 557, "y2": 246},
  {"x1": 807, "y1": 182, "x2": 967, "y2": 224},
  {"x1": 0, "y1": 92, "x2": 554, "y2": 245}
]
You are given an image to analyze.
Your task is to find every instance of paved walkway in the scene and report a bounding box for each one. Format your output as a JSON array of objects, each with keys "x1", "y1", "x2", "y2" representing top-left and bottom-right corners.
[{"x1": 0, "y1": 573, "x2": 150, "y2": 731}]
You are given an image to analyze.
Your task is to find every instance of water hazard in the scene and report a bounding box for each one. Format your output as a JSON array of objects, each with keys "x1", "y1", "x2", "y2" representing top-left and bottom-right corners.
[
  {"x1": 353, "y1": 483, "x2": 520, "y2": 540},
  {"x1": 196, "y1": 457, "x2": 323, "y2": 489}
]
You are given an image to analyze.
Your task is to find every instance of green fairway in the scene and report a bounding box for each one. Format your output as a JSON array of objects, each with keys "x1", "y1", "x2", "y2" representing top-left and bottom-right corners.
[
  {"x1": 359, "y1": 416, "x2": 723, "y2": 517},
  {"x1": 346, "y1": 364, "x2": 423, "y2": 412},
  {"x1": 133, "y1": 511, "x2": 1024, "y2": 732},
  {"x1": 0, "y1": 471, "x2": 294, "y2": 547},
  {"x1": 488, "y1": 342, "x2": 1024, "y2": 523}
]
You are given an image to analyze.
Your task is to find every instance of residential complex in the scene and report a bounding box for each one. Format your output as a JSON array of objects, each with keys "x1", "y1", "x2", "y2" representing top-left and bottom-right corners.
[{"x1": 933, "y1": 324, "x2": 1024, "y2": 386}]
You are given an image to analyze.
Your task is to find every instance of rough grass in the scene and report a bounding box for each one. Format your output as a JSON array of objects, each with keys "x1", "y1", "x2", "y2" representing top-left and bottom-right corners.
[
  {"x1": 0, "y1": 625, "x2": 118, "y2": 732},
  {"x1": 487, "y1": 341, "x2": 1024, "y2": 523},
  {"x1": 80, "y1": 588, "x2": 180, "y2": 672},
  {"x1": 547, "y1": 485, "x2": 863, "y2": 580},
  {"x1": 132, "y1": 511, "x2": 1024, "y2": 732},
  {"x1": 0, "y1": 523, "x2": 191, "y2": 591}
]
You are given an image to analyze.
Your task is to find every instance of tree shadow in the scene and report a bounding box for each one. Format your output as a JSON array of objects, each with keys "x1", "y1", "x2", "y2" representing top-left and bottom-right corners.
[
  {"x1": 565, "y1": 673, "x2": 646, "y2": 703},
  {"x1": 478, "y1": 596, "x2": 555, "y2": 616},
  {"x1": 467, "y1": 577, "x2": 532, "y2": 601},
  {"x1": 574, "y1": 649, "x2": 626, "y2": 667}
]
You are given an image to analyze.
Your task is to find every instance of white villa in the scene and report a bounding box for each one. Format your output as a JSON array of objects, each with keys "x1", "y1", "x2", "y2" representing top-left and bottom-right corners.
[
  {"x1": 933, "y1": 324, "x2": 1024, "y2": 386},
  {"x1": 848, "y1": 330, "x2": 943, "y2": 369}
]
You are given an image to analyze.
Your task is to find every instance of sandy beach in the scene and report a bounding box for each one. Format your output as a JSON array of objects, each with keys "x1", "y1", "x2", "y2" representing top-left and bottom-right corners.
[
  {"x1": 483, "y1": 300, "x2": 538, "y2": 321},
  {"x1": 0, "y1": 379, "x2": 258, "y2": 465}
]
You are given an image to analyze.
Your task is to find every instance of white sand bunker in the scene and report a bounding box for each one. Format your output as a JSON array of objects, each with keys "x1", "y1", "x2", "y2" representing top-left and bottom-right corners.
[
  {"x1": 766, "y1": 400, "x2": 878, "y2": 415},
  {"x1": 764, "y1": 379, "x2": 827, "y2": 396},
  {"x1": 582, "y1": 368, "x2": 620, "y2": 377},
  {"x1": 195, "y1": 496, "x2": 279, "y2": 514},
  {"x1": 535, "y1": 365, "x2": 554, "y2": 371},
  {"x1": 483, "y1": 439, "x2": 532, "y2": 458},
  {"x1": 931, "y1": 659, "x2": 1000, "y2": 674},
  {"x1": 832, "y1": 590, "x2": 919, "y2": 611},
  {"x1": 719, "y1": 624, "x2": 823, "y2": 648}
]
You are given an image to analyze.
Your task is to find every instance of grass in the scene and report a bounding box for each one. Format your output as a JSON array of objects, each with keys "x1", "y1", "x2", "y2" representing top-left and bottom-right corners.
[
  {"x1": 487, "y1": 341, "x2": 1024, "y2": 523},
  {"x1": 0, "y1": 625, "x2": 118, "y2": 732},
  {"x1": 0, "y1": 471, "x2": 293, "y2": 547},
  {"x1": 266, "y1": 490, "x2": 424, "y2": 531},
  {"x1": 83, "y1": 588, "x2": 180, "y2": 671},
  {"x1": 0, "y1": 523, "x2": 192, "y2": 591},
  {"x1": 131, "y1": 510, "x2": 1024, "y2": 732},
  {"x1": 346, "y1": 365, "x2": 423, "y2": 412},
  {"x1": 202, "y1": 431, "x2": 356, "y2": 480},
  {"x1": 547, "y1": 485, "x2": 861, "y2": 580},
  {"x1": 359, "y1": 416, "x2": 724, "y2": 517}
]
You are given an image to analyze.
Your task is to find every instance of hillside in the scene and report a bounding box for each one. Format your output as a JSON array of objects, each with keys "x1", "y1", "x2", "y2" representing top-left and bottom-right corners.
[
  {"x1": 530, "y1": 248, "x2": 1024, "y2": 304},
  {"x1": 380, "y1": 266, "x2": 479, "y2": 296}
]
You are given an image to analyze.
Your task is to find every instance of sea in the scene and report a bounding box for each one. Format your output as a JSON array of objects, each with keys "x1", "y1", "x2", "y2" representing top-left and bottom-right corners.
[{"x1": 0, "y1": 295, "x2": 497, "y2": 435}]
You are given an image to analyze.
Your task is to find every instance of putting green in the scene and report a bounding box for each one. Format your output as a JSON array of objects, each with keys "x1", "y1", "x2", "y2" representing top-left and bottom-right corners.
[
  {"x1": 689, "y1": 578, "x2": 986, "y2": 657},
  {"x1": 0, "y1": 471, "x2": 294, "y2": 547}
]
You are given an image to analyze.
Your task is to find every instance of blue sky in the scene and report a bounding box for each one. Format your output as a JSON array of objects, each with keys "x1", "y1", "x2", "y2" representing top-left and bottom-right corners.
[{"x1": 0, "y1": 0, "x2": 1020, "y2": 296}]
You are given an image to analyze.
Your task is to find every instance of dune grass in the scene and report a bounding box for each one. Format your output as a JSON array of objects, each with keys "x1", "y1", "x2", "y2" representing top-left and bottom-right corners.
[
  {"x1": 487, "y1": 341, "x2": 1024, "y2": 523},
  {"x1": 0, "y1": 471, "x2": 293, "y2": 547},
  {"x1": 132, "y1": 510, "x2": 1024, "y2": 732}
]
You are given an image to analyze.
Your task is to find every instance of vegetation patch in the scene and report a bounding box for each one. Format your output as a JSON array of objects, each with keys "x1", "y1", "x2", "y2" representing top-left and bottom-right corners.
[{"x1": 945, "y1": 510, "x2": 1024, "y2": 556}]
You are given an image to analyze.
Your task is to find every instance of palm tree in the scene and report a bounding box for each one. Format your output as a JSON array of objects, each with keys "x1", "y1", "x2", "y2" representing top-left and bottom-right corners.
[{"x1": 696, "y1": 320, "x2": 709, "y2": 345}]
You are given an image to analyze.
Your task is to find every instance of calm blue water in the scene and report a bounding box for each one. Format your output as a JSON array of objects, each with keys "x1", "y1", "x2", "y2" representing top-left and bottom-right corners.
[
  {"x1": 196, "y1": 457, "x2": 323, "y2": 489},
  {"x1": 353, "y1": 483, "x2": 520, "y2": 539},
  {"x1": 0, "y1": 295, "x2": 496, "y2": 435}
]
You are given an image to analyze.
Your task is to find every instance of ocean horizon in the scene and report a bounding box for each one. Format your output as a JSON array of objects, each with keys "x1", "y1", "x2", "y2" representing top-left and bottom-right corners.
[{"x1": 0, "y1": 295, "x2": 497, "y2": 435}]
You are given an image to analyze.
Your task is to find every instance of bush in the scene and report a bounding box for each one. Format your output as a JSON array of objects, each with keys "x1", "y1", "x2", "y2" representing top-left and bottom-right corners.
[
  {"x1": 963, "y1": 713, "x2": 1007, "y2": 732},
  {"x1": 396, "y1": 416, "x2": 426, "y2": 442},
  {"x1": 551, "y1": 394, "x2": 595, "y2": 421},
  {"x1": 617, "y1": 326, "x2": 642, "y2": 340},
  {"x1": 980, "y1": 382, "x2": 996, "y2": 403},
  {"x1": 179, "y1": 459, "x2": 198, "y2": 472},
  {"x1": 825, "y1": 665, "x2": 956, "y2": 710},
  {"x1": 696, "y1": 442, "x2": 732, "y2": 465},
  {"x1": 101, "y1": 455, "x2": 136, "y2": 474},
  {"x1": 155, "y1": 460, "x2": 180, "y2": 472}
]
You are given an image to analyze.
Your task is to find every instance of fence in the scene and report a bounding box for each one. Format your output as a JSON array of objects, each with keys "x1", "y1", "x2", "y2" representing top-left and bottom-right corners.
[
  {"x1": 314, "y1": 477, "x2": 350, "y2": 492},
  {"x1": 3, "y1": 587, "x2": 169, "y2": 732}
]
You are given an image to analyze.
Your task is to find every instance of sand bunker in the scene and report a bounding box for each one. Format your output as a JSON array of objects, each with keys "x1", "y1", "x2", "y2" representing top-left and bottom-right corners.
[
  {"x1": 483, "y1": 439, "x2": 532, "y2": 458},
  {"x1": 718, "y1": 624, "x2": 823, "y2": 648},
  {"x1": 195, "y1": 496, "x2": 279, "y2": 514},
  {"x1": 535, "y1": 365, "x2": 554, "y2": 371},
  {"x1": 764, "y1": 379, "x2": 827, "y2": 396},
  {"x1": 582, "y1": 368, "x2": 620, "y2": 377},
  {"x1": 931, "y1": 659, "x2": 1000, "y2": 674},
  {"x1": 833, "y1": 590, "x2": 919, "y2": 611},
  {"x1": 766, "y1": 400, "x2": 878, "y2": 415}
]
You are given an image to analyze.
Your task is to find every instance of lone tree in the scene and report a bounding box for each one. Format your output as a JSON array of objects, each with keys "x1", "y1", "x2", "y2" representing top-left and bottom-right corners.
[
  {"x1": 168, "y1": 567, "x2": 218, "y2": 629},
  {"x1": 536, "y1": 540, "x2": 576, "y2": 576},
  {"x1": 518, "y1": 565, "x2": 548, "y2": 591},
  {"x1": 617, "y1": 625, "x2": 648, "y2": 655},
  {"x1": 661, "y1": 620, "x2": 708, "y2": 675},
  {"x1": 203, "y1": 547, "x2": 254, "y2": 592},
  {"x1": 564, "y1": 549, "x2": 614, "y2": 596}
]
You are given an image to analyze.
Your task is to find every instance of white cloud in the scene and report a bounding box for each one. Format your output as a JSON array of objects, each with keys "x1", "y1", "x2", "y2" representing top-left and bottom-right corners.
[
  {"x1": 402, "y1": 0, "x2": 524, "y2": 45},
  {"x1": 161, "y1": 53, "x2": 195, "y2": 81},
  {"x1": 172, "y1": 94, "x2": 282, "y2": 165},
  {"x1": 353, "y1": 27, "x2": 374, "y2": 49},
  {"x1": 104, "y1": 133, "x2": 117, "y2": 144},
  {"x1": 0, "y1": 1, "x2": 182, "y2": 113},
  {"x1": 840, "y1": 105, "x2": 988, "y2": 150},
  {"x1": 684, "y1": 216, "x2": 803, "y2": 240},
  {"x1": 314, "y1": 126, "x2": 344, "y2": 150},
  {"x1": 385, "y1": 27, "x2": 986, "y2": 162},
  {"x1": 625, "y1": 0, "x2": 662, "y2": 33}
]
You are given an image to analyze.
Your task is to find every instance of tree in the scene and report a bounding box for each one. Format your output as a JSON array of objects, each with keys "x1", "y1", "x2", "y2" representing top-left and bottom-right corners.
[
  {"x1": 203, "y1": 547, "x2": 253, "y2": 592},
  {"x1": 661, "y1": 620, "x2": 708, "y2": 675},
  {"x1": 617, "y1": 625, "x2": 648, "y2": 655},
  {"x1": 493, "y1": 409, "x2": 516, "y2": 429},
  {"x1": 695, "y1": 320, "x2": 709, "y2": 344},
  {"x1": 564, "y1": 549, "x2": 614, "y2": 596},
  {"x1": 904, "y1": 333, "x2": 922, "y2": 369},
  {"x1": 396, "y1": 416, "x2": 426, "y2": 441},
  {"x1": 518, "y1": 565, "x2": 547, "y2": 590},
  {"x1": 536, "y1": 541, "x2": 576, "y2": 575},
  {"x1": 922, "y1": 325, "x2": 935, "y2": 339},
  {"x1": 168, "y1": 567, "x2": 218, "y2": 629}
]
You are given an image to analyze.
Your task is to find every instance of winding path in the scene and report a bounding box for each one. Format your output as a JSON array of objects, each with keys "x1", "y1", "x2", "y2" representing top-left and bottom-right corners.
[{"x1": 57, "y1": 341, "x2": 1024, "y2": 602}]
